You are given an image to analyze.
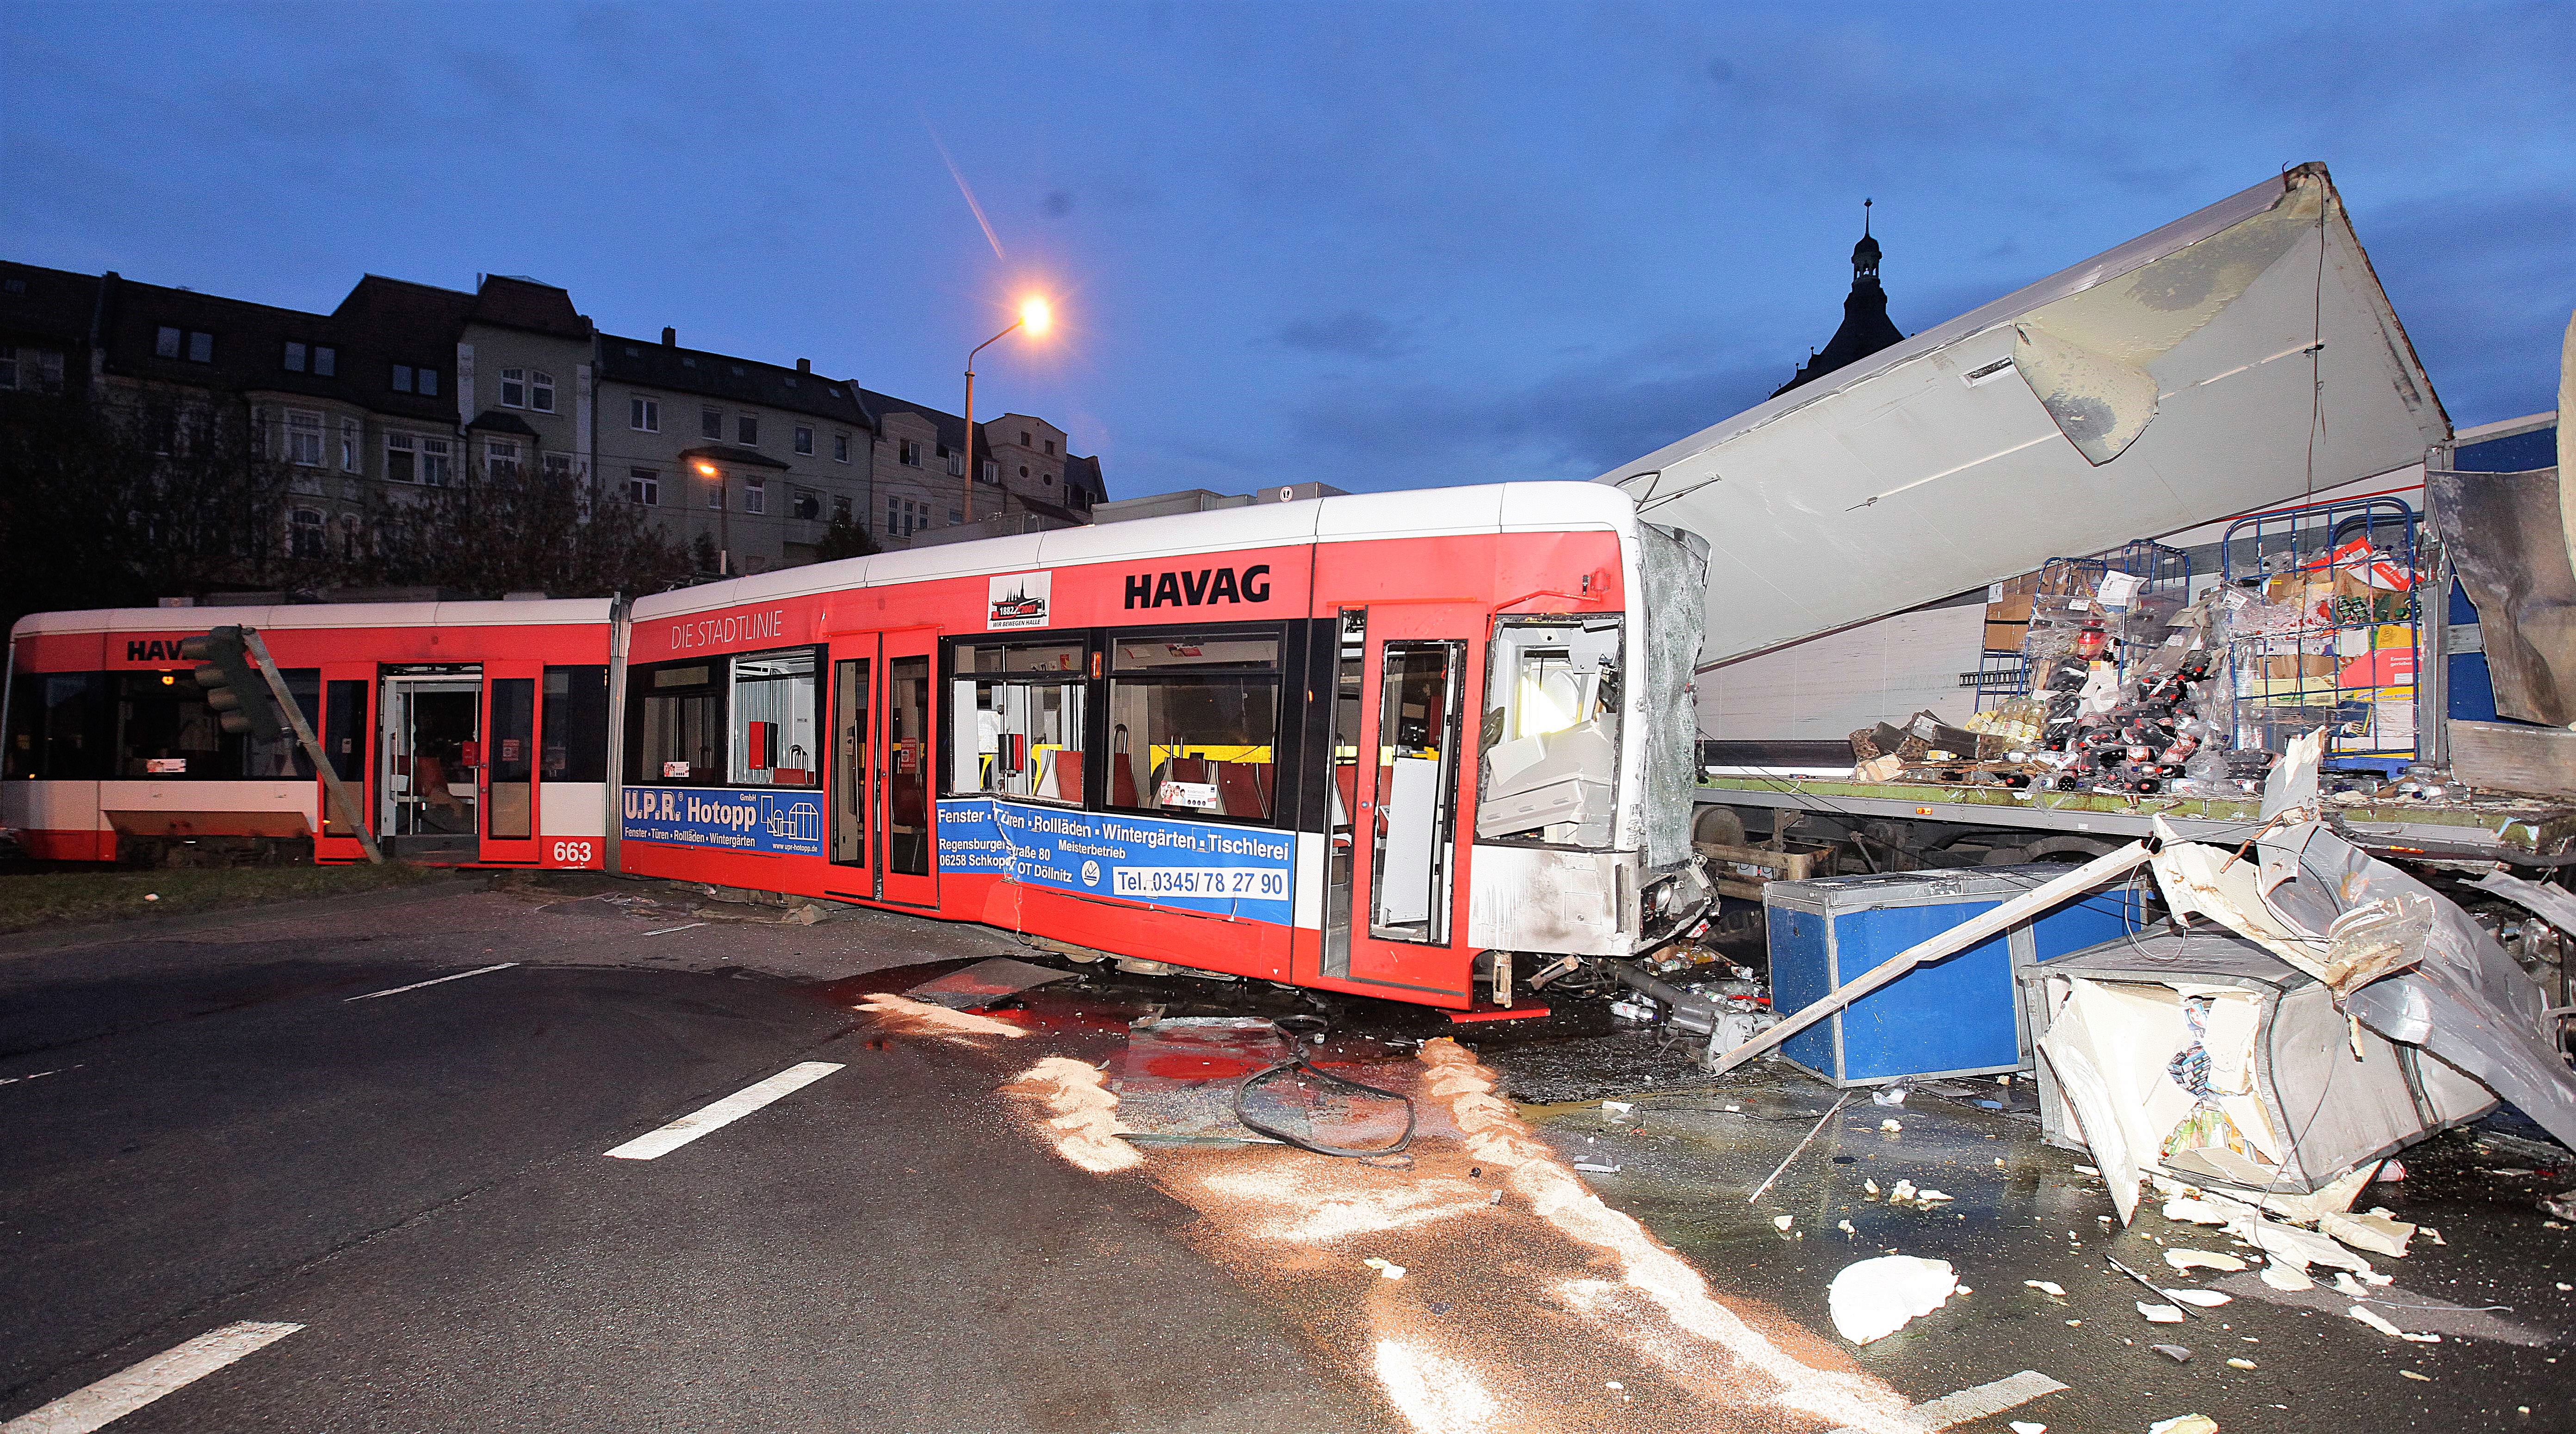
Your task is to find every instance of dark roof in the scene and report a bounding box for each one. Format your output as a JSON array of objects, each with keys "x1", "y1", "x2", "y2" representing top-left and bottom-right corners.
[
  {"x1": 676, "y1": 443, "x2": 791, "y2": 472},
  {"x1": 88, "y1": 272, "x2": 452, "y2": 424},
  {"x1": 1016, "y1": 492, "x2": 1089, "y2": 525},
  {"x1": 0, "y1": 260, "x2": 103, "y2": 346},
  {"x1": 468, "y1": 276, "x2": 589, "y2": 340},
  {"x1": 467, "y1": 409, "x2": 540, "y2": 436},
  {"x1": 1771, "y1": 231, "x2": 1906, "y2": 400},
  {"x1": 1062, "y1": 452, "x2": 1106, "y2": 502},
  {"x1": 601, "y1": 334, "x2": 871, "y2": 429},
  {"x1": 856, "y1": 388, "x2": 971, "y2": 452}
]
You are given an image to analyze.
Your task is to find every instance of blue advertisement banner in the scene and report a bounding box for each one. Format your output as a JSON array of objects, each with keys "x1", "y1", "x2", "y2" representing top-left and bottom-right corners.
[
  {"x1": 622, "y1": 785, "x2": 824, "y2": 857},
  {"x1": 936, "y1": 797, "x2": 1293, "y2": 925}
]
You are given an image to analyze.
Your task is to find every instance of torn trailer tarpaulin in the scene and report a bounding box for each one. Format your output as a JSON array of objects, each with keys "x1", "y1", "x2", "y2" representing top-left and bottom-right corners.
[{"x1": 2426, "y1": 465, "x2": 2576, "y2": 727}]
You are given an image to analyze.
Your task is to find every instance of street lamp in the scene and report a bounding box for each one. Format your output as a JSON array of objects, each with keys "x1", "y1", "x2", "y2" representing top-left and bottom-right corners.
[
  {"x1": 961, "y1": 296, "x2": 1053, "y2": 525},
  {"x1": 694, "y1": 459, "x2": 727, "y2": 575}
]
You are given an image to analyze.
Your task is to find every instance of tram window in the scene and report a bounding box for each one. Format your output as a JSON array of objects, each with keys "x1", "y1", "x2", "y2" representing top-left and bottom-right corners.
[
  {"x1": 730, "y1": 649, "x2": 821, "y2": 788},
  {"x1": 949, "y1": 640, "x2": 1087, "y2": 804},
  {"x1": 1106, "y1": 632, "x2": 1281, "y2": 821},
  {"x1": 1477, "y1": 615, "x2": 1623, "y2": 847},
  {"x1": 630, "y1": 661, "x2": 723, "y2": 785},
  {"x1": 6, "y1": 672, "x2": 109, "y2": 781},
  {"x1": 108, "y1": 669, "x2": 316, "y2": 779},
  {"x1": 542, "y1": 666, "x2": 610, "y2": 783}
]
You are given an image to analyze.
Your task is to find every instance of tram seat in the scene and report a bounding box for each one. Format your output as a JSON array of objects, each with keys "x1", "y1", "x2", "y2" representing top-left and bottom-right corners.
[
  {"x1": 1044, "y1": 749, "x2": 1084, "y2": 802},
  {"x1": 1110, "y1": 750, "x2": 1139, "y2": 809},
  {"x1": 1214, "y1": 760, "x2": 1270, "y2": 817}
]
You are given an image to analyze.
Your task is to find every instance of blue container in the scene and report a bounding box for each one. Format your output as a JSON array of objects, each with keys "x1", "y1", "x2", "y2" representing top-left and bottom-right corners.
[{"x1": 1763, "y1": 865, "x2": 2144, "y2": 1086}]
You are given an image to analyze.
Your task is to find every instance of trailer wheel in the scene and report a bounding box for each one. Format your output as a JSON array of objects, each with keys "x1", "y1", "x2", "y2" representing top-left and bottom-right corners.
[{"x1": 1691, "y1": 805, "x2": 1748, "y2": 848}]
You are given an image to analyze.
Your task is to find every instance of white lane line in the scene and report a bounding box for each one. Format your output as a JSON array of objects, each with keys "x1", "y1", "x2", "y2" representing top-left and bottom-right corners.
[
  {"x1": 1, "y1": 1321, "x2": 302, "y2": 1434},
  {"x1": 0, "y1": 1066, "x2": 76, "y2": 1088},
  {"x1": 344, "y1": 962, "x2": 520, "y2": 1002},
  {"x1": 642, "y1": 922, "x2": 707, "y2": 936},
  {"x1": 1824, "y1": 1370, "x2": 2066, "y2": 1434},
  {"x1": 604, "y1": 1061, "x2": 845, "y2": 1161}
]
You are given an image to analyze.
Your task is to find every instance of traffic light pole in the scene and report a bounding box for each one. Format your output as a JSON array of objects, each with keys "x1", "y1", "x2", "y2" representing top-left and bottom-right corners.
[{"x1": 240, "y1": 627, "x2": 384, "y2": 865}]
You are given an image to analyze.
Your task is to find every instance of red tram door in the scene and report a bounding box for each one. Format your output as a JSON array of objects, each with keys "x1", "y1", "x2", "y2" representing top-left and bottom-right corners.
[
  {"x1": 827, "y1": 631, "x2": 939, "y2": 908},
  {"x1": 478, "y1": 660, "x2": 543, "y2": 865},
  {"x1": 313, "y1": 666, "x2": 375, "y2": 863},
  {"x1": 1331, "y1": 606, "x2": 1475, "y2": 1000}
]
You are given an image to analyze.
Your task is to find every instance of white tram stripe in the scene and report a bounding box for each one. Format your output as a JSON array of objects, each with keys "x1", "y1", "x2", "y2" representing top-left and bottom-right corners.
[
  {"x1": 603, "y1": 1061, "x2": 845, "y2": 1160},
  {"x1": 1, "y1": 1321, "x2": 302, "y2": 1434},
  {"x1": 344, "y1": 962, "x2": 520, "y2": 1002}
]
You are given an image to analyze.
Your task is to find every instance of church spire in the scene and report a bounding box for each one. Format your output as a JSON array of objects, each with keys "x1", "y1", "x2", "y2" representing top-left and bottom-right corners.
[{"x1": 1770, "y1": 198, "x2": 1904, "y2": 399}]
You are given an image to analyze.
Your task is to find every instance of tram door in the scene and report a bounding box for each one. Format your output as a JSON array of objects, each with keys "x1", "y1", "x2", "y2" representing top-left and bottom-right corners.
[
  {"x1": 826, "y1": 630, "x2": 939, "y2": 908},
  {"x1": 380, "y1": 671, "x2": 482, "y2": 859},
  {"x1": 477, "y1": 660, "x2": 543, "y2": 865},
  {"x1": 1327, "y1": 606, "x2": 1473, "y2": 997}
]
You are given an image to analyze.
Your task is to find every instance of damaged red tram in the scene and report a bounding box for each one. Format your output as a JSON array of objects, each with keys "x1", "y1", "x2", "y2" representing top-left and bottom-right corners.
[{"x1": 6, "y1": 483, "x2": 1710, "y2": 1009}]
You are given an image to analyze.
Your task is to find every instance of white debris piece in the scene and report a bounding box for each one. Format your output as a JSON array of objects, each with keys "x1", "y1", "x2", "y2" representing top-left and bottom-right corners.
[
  {"x1": 2347, "y1": 1304, "x2": 2438, "y2": 1342},
  {"x1": 2162, "y1": 1197, "x2": 2237, "y2": 1226},
  {"x1": 2226, "y1": 1356, "x2": 2257, "y2": 1369},
  {"x1": 2164, "y1": 1248, "x2": 2248, "y2": 1273},
  {"x1": 2148, "y1": 1417, "x2": 2217, "y2": 1434},
  {"x1": 2074, "y1": 1164, "x2": 2100, "y2": 1176},
  {"x1": 1891, "y1": 1179, "x2": 1919, "y2": 1203},
  {"x1": 2332, "y1": 1272, "x2": 2372, "y2": 1299},
  {"x1": 2139, "y1": 1300, "x2": 2187, "y2": 1323},
  {"x1": 1915, "y1": 1187, "x2": 1955, "y2": 1204},
  {"x1": 1601, "y1": 1100, "x2": 1635, "y2": 1115},
  {"x1": 2164, "y1": 1288, "x2": 2232, "y2": 1308},
  {"x1": 2260, "y1": 1263, "x2": 2316, "y2": 1292},
  {"x1": 2010, "y1": 1423, "x2": 2047, "y2": 1434},
  {"x1": 1864, "y1": 1179, "x2": 1882, "y2": 1196},
  {"x1": 1881, "y1": 1118, "x2": 1902, "y2": 1133},
  {"x1": 1838, "y1": 1219, "x2": 1858, "y2": 1236},
  {"x1": 2025, "y1": 1279, "x2": 2067, "y2": 1297},
  {"x1": 1362, "y1": 1257, "x2": 1407, "y2": 1279},
  {"x1": 1572, "y1": 1162, "x2": 1622, "y2": 1174},
  {"x1": 1873, "y1": 1088, "x2": 1908, "y2": 1106},
  {"x1": 2321, "y1": 1207, "x2": 2416, "y2": 1257},
  {"x1": 1827, "y1": 1255, "x2": 1958, "y2": 1345},
  {"x1": 1774, "y1": 1215, "x2": 1795, "y2": 1231},
  {"x1": 2247, "y1": 1215, "x2": 2374, "y2": 1276}
]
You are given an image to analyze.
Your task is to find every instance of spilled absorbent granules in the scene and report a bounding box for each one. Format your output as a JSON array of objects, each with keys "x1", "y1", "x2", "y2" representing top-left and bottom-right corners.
[
  {"x1": 855, "y1": 992, "x2": 1028, "y2": 1044},
  {"x1": 1413, "y1": 1038, "x2": 1916, "y2": 1434},
  {"x1": 1001, "y1": 1055, "x2": 1141, "y2": 1174}
]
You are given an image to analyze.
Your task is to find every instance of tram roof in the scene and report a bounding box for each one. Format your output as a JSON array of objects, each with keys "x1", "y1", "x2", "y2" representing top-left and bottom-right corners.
[
  {"x1": 11, "y1": 596, "x2": 616, "y2": 640},
  {"x1": 631, "y1": 480, "x2": 1639, "y2": 619}
]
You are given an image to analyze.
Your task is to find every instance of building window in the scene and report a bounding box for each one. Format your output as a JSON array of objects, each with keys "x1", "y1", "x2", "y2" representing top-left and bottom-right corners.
[
  {"x1": 393, "y1": 364, "x2": 413, "y2": 393},
  {"x1": 500, "y1": 367, "x2": 525, "y2": 408},
  {"x1": 981, "y1": 459, "x2": 999, "y2": 484},
  {"x1": 948, "y1": 640, "x2": 1088, "y2": 804},
  {"x1": 736, "y1": 414, "x2": 758, "y2": 446},
  {"x1": 339, "y1": 418, "x2": 360, "y2": 472},
  {"x1": 944, "y1": 446, "x2": 963, "y2": 476},
  {"x1": 187, "y1": 332, "x2": 213, "y2": 363},
  {"x1": 833, "y1": 433, "x2": 849, "y2": 463},
  {"x1": 417, "y1": 368, "x2": 438, "y2": 397},
  {"x1": 701, "y1": 407, "x2": 722, "y2": 439},
  {"x1": 530, "y1": 370, "x2": 554, "y2": 413},
  {"x1": 1107, "y1": 632, "x2": 1283, "y2": 820},
  {"x1": 543, "y1": 451, "x2": 573, "y2": 482},
  {"x1": 631, "y1": 396, "x2": 658, "y2": 432},
  {"x1": 156, "y1": 326, "x2": 181, "y2": 359},
  {"x1": 284, "y1": 341, "x2": 307, "y2": 373},
  {"x1": 387, "y1": 433, "x2": 453, "y2": 486},
  {"x1": 794, "y1": 424, "x2": 813, "y2": 455},
  {"x1": 289, "y1": 508, "x2": 325, "y2": 560},
  {"x1": 1042, "y1": 471, "x2": 1053, "y2": 485},
  {"x1": 1019, "y1": 430, "x2": 1031, "y2": 447},
  {"x1": 886, "y1": 497, "x2": 899, "y2": 533},
  {"x1": 743, "y1": 478, "x2": 767, "y2": 514},
  {"x1": 1044, "y1": 439, "x2": 1056, "y2": 455},
  {"x1": 792, "y1": 487, "x2": 820, "y2": 520},
  {"x1": 949, "y1": 507, "x2": 963, "y2": 525},
  {"x1": 386, "y1": 433, "x2": 413, "y2": 482},
  {"x1": 0, "y1": 345, "x2": 64, "y2": 394},
  {"x1": 286, "y1": 409, "x2": 324, "y2": 467},
  {"x1": 486, "y1": 438, "x2": 521, "y2": 482},
  {"x1": 706, "y1": 471, "x2": 723, "y2": 509},
  {"x1": 899, "y1": 439, "x2": 922, "y2": 467},
  {"x1": 1019, "y1": 465, "x2": 1030, "y2": 480},
  {"x1": 249, "y1": 406, "x2": 267, "y2": 458},
  {"x1": 314, "y1": 346, "x2": 335, "y2": 377},
  {"x1": 629, "y1": 468, "x2": 660, "y2": 506},
  {"x1": 421, "y1": 436, "x2": 452, "y2": 486},
  {"x1": 832, "y1": 494, "x2": 851, "y2": 522}
]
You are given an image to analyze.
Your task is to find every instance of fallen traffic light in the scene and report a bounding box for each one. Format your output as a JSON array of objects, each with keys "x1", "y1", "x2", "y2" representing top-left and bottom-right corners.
[{"x1": 179, "y1": 626, "x2": 289, "y2": 742}]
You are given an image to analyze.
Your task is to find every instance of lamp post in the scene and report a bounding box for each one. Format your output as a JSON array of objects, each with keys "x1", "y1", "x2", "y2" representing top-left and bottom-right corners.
[
  {"x1": 961, "y1": 297, "x2": 1052, "y2": 526},
  {"x1": 695, "y1": 459, "x2": 726, "y2": 575}
]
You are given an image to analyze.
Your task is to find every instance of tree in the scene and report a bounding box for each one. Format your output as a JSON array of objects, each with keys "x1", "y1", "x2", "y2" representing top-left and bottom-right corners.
[
  {"x1": 813, "y1": 512, "x2": 881, "y2": 562},
  {"x1": 362, "y1": 458, "x2": 694, "y2": 598}
]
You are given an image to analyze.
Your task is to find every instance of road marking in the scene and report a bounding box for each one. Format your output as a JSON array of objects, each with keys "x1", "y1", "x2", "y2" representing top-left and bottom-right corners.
[
  {"x1": 0, "y1": 1066, "x2": 76, "y2": 1088},
  {"x1": 604, "y1": 1061, "x2": 845, "y2": 1160},
  {"x1": 344, "y1": 962, "x2": 520, "y2": 1002},
  {"x1": 642, "y1": 922, "x2": 707, "y2": 936},
  {"x1": 1, "y1": 1321, "x2": 301, "y2": 1433},
  {"x1": 1824, "y1": 1370, "x2": 2066, "y2": 1434}
]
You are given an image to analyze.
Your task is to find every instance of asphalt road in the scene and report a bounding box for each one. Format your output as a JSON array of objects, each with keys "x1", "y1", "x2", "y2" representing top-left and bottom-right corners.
[{"x1": 0, "y1": 879, "x2": 1379, "y2": 1433}]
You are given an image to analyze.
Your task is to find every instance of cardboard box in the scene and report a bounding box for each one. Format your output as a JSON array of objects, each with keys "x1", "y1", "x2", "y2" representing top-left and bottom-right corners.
[
  {"x1": 2260, "y1": 653, "x2": 2339, "y2": 680},
  {"x1": 1983, "y1": 619, "x2": 2030, "y2": 652}
]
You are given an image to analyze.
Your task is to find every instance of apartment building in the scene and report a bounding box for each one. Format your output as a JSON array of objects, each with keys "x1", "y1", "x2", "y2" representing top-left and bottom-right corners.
[
  {"x1": 594, "y1": 328, "x2": 874, "y2": 574},
  {"x1": 858, "y1": 391, "x2": 1107, "y2": 547}
]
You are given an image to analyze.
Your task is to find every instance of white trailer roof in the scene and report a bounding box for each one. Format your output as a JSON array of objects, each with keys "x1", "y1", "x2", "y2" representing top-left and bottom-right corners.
[{"x1": 1598, "y1": 163, "x2": 2449, "y2": 665}]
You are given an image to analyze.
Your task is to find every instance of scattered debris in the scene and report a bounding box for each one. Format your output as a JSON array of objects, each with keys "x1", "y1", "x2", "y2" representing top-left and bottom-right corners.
[
  {"x1": 1872, "y1": 1087, "x2": 1908, "y2": 1107},
  {"x1": 2226, "y1": 1357, "x2": 2257, "y2": 1369},
  {"x1": 1573, "y1": 1162, "x2": 1622, "y2": 1174},
  {"x1": 1864, "y1": 1179, "x2": 1882, "y2": 1196},
  {"x1": 2139, "y1": 1301, "x2": 2186, "y2": 1323},
  {"x1": 2164, "y1": 1249, "x2": 2247, "y2": 1274},
  {"x1": 1363, "y1": 1257, "x2": 1408, "y2": 1280},
  {"x1": 1773, "y1": 1215, "x2": 1795, "y2": 1232},
  {"x1": 1880, "y1": 1118, "x2": 1902, "y2": 1133},
  {"x1": 1826, "y1": 1256, "x2": 1959, "y2": 1345},
  {"x1": 2164, "y1": 1289, "x2": 2230, "y2": 1308},
  {"x1": 1838, "y1": 1219, "x2": 1857, "y2": 1236},
  {"x1": 2153, "y1": 1343, "x2": 2192, "y2": 1362},
  {"x1": 1746, "y1": 1094, "x2": 1852, "y2": 1203},
  {"x1": 2147, "y1": 1415, "x2": 2217, "y2": 1434},
  {"x1": 2319, "y1": 1208, "x2": 2415, "y2": 1257},
  {"x1": 2009, "y1": 1423, "x2": 2047, "y2": 1434},
  {"x1": 2025, "y1": 1280, "x2": 2066, "y2": 1297},
  {"x1": 2347, "y1": 1304, "x2": 2439, "y2": 1342},
  {"x1": 2260, "y1": 1263, "x2": 2316, "y2": 1292},
  {"x1": 1602, "y1": 1100, "x2": 1635, "y2": 1115},
  {"x1": 2401, "y1": 1370, "x2": 2432, "y2": 1382}
]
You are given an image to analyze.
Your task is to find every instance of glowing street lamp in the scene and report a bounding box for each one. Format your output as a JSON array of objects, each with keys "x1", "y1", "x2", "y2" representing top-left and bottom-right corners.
[
  {"x1": 694, "y1": 459, "x2": 729, "y2": 575},
  {"x1": 961, "y1": 295, "x2": 1053, "y2": 525}
]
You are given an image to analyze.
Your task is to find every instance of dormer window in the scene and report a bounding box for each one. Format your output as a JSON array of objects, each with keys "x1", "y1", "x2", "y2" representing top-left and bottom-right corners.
[
  {"x1": 531, "y1": 370, "x2": 554, "y2": 412},
  {"x1": 501, "y1": 367, "x2": 526, "y2": 407}
]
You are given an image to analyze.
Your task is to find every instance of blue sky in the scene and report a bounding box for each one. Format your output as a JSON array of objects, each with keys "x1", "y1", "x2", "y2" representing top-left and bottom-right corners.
[{"x1": 5, "y1": 2, "x2": 2569, "y2": 500}]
